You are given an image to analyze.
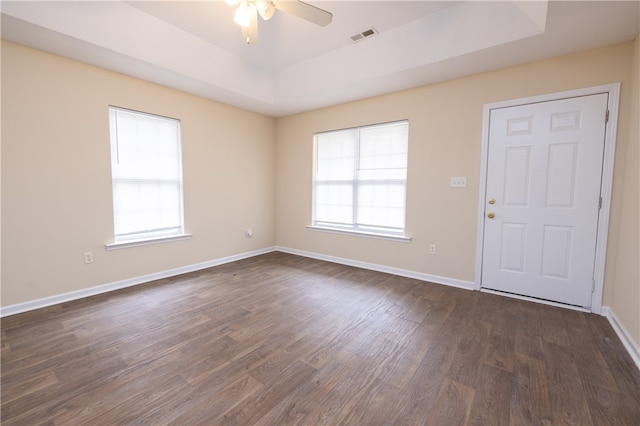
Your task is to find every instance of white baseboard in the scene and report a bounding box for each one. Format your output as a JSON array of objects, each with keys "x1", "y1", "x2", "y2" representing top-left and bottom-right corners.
[
  {"x1": 275, "y1": 246, "x2": 475, "y2": 290},
  {"x1": 601, "y1": 306, "x2": 640, "y2": 372},
  {"x1": 0, "y1": 247, "x2": 276, "y2": 318}
]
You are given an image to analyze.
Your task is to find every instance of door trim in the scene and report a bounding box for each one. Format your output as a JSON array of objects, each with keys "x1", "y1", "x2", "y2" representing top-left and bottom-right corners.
[{"x1": 474, "y1": 83, "x2": 621, "y2": 314}]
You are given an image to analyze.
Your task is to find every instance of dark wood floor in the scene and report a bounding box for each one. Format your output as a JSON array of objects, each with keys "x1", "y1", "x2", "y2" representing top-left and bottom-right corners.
[{"x1": 2, "y1": 251, "x2": 639, "y2": 425}]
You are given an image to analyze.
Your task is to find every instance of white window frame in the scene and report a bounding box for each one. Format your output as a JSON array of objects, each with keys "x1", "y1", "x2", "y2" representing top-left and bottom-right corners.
[
  {"x1": 309, "y1": 120, "x2": 411, "y2": 242},
  {"x1": 106, "y1": 106, "x2": 190, "y2": 250}
]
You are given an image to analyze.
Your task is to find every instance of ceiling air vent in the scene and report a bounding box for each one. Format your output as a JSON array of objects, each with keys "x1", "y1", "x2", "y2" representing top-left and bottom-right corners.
[{"x1": 350, "y1": 27, "x2": 378, "y2": 43}]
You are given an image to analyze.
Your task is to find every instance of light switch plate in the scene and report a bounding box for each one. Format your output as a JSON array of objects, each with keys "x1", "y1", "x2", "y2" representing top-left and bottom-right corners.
[{"x1": 451, "y1": 176, "x2": 467, "y2": 188}]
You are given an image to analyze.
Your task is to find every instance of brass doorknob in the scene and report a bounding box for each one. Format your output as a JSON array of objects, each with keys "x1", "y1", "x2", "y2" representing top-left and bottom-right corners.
[
  {"x1": 488, "y1": 198, "x2": 496, "y2": 204},
  {"x1": 487, "y1": 212, "x2": 495, "y2": 219}
]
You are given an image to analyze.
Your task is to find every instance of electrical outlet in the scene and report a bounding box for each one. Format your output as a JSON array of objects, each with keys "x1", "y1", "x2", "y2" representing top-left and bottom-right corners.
[
  {"x1": 429, "y1": 244, "x2": 436, "y2": 255},
  {"x1": 450, "y1": 176, "x2": 467, "y2": 188},
  {"x1": 84, "y1": 251, "x2": 94, "y2": 264}
]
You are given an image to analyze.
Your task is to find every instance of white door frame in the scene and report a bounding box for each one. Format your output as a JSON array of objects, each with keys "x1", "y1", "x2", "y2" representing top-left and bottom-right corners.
[{"x1": 474, "y1": 83, "x2": 621, "y2": 314}]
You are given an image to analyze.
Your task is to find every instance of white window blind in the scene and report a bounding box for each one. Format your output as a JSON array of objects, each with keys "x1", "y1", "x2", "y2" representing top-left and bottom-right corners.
[
  {"x1": 108, "y1": 106, "x2": 185, "y2": 243},
  {"x1": 313, "y1": 120, "x2": 409, "y2": 235}
]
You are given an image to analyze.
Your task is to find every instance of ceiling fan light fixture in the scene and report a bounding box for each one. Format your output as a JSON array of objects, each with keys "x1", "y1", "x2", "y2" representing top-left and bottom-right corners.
[
  {"x1": 255, "y1": 0, "x2": 275, "y2": 21},
  {"x1": 233, "y1": 1, "x2": 252, "y2": 27},
  {"x1": 242, "y1": 26, "x2": 250, "y2": 44},
  {"x1": 226, "y1": 0, "x2": 333, "y2": 45}
]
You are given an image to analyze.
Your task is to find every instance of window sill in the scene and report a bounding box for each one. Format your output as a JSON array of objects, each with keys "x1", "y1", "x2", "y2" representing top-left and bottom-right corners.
[
  {"x1": 306, "y1": 226, "x2": 411, "y2": 243},
  {"x1": 105, "y1": 233, "x2": 192, "y2": 250}
]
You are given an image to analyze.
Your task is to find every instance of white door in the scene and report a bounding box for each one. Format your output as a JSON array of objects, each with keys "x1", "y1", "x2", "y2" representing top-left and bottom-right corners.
[{"x1": 481, "y1": 93, "x2": 608, "y2": 308}]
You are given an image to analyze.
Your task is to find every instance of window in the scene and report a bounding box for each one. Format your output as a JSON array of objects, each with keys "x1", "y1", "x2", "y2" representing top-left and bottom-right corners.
[
  {"x1": 108, "y1": 106, "x2": 186, "y2": 246},
  {"x1": 312, "y1": 120, "x2": 409, "y2": 237}
]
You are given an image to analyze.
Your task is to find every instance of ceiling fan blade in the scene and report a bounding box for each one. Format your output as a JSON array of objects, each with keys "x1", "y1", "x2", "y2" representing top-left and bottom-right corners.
[
  {"x1": 241, "y1": 4, "x2": 259, "y2": 44},
  {"x1": 273, "y1": 1, "x2": 332, "y2": 27}
]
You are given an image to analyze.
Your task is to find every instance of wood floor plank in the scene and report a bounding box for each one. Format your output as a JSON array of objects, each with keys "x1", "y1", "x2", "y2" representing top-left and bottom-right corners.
[
  {"x1": 467, "y1": 364, "x2": 512, "y2": 425},
  {"x1": 563, "y1": 317, "x2": 620, "y2": 394},
  {"x1": 257, "y1": 360, "x2": 353, "y2": 425},
  {"x1": 590, "y1": 315, "x2": 640, "y2": 396},
  {"x1": 1, "y1": 355, "x2": 129, "y2": 425},
  {"x1": 48, "y1": 351, "x2": 188, "y2": 425},
  {"x1": 513, "y1": 305, "x2": 545, "y2": 360},
  {"x1": 332, "y1": 377, "x2": 405, "y2": 425},
  {"x1": 0, "y1": 370, "x2": 59, "y2": 406},
  {"x1": 426, "y1": 378, "x2": 476, "y2": 426},
  {"x1": 82, "y1": 373, "x2": 193, "y2": 425},
  {"x1": 216, "y1": 360, "x2": 317, "y2": 425},
  {"x1": 388, "y1": 332, "x2": 464, "y2": 424},
  {"x1": 1, "y1": 334, "x2": 78, "y2": 378},
  {"x1": 538, "y1": 306, "x2": 571, "y2": 347},
  {"x1": 296, "y1": 358, "x2": 380, "y2": 425},
  {"x1": 246, "y1": 336, "x2": 315, "y2": 386},
  {"x1": 1, "y1": 251, "x2": 639, "y2": 425},
  {"x1": 446, "y1": 319, "x2": 492, "y2": 388},
  {"x1": 510, "y1": 353, "x2": 553, "y2": 425},
  {"x1": 185, "y1": 338, "x2": 284, "y2": 388},
  {"x1": 543, "y1": 341, "x2": 593, "y2": 425},
  {"x1": 483, "y1": 330, "x2": 515, "y2": 373},
  {"x1": 141, "y1": 374, "x2": 264, "y2": 425},
  {"x1": 581, "y1": 382, "x2": 640, "y2": 425}
]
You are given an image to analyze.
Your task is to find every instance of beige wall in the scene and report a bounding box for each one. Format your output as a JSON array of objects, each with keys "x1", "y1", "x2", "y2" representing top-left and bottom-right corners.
[
  {"x1": 276, "y1": 42, "x2": 637, "y2": 342},
  {"x1": 608, "y1": 35, "x2": 639, "y2": 345},
  {"x1": 1, "y1": 41, "x2": 276, "y2": 306}
]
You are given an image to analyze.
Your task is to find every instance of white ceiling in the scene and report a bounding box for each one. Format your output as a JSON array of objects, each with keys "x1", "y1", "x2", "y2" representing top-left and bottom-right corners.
[{"x1": 2, "y1": 1, "x2": 639, "y2": 117}]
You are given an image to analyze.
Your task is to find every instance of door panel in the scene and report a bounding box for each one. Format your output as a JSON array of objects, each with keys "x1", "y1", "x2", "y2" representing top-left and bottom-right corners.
[
  {"x1": 481, "y1": 93, "x2": 608, "y2": 308},
  {"x1": 546, "y1": 142, "x2": 578, "y2": 207},
  {"x1": 499, "y1": 222, "x2": 526, "y2": 272},
  {"x1": 503, "y1": 146, "x2": 531, "y2": 206}
]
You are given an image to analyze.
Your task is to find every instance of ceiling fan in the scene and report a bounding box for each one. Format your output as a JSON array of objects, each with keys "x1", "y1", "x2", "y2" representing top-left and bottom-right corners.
[{"x1": 226, "y1": 0, "x2": 333, "y2": 44}]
